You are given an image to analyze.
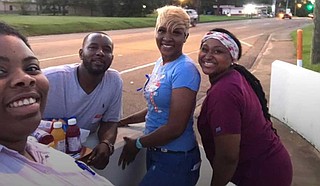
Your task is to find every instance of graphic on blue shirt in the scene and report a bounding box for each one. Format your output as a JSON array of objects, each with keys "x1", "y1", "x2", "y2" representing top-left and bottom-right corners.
[{"x1": 144, "y1": 64, "x2": 165, "y2": 113}]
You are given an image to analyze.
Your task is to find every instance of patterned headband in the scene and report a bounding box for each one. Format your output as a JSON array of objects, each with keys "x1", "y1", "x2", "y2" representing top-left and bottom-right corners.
[{"x1": 201, "y1": 31, "x2": 239, "y2": 61}]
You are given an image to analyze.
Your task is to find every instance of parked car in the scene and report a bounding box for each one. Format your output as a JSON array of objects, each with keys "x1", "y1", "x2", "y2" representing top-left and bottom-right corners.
[
  {"x1": 258, "y1": 13, "x2": 274, "y2": 18},
  {"x1": 185, "y1": 9, "x2": 199, "y2": 27}
]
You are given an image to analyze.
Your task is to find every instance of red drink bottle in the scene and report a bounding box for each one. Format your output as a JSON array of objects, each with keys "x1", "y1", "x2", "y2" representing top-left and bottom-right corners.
[{"x1": 66, "y1": 118, "x2": 82, "y2": 154}]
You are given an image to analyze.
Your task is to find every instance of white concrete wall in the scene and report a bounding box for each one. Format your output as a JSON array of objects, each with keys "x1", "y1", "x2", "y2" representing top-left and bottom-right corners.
[
  {"x1": 83, "y1": 123, "x2": 146, "y2": 186},
  {"x1": 269, "y1": 60, "x2": 320, "y2": 151},
  {"x1": 83, "y1": 123, "x2": 234, "y2": 186}
]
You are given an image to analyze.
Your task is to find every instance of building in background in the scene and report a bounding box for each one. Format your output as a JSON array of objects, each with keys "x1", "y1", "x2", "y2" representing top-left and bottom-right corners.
[{"x1": 0, "y1": 0, "x2": 37, "y2": 14}]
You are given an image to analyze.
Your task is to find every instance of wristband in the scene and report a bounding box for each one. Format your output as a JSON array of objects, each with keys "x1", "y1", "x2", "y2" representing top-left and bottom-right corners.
[
  {"x1": 100, "y1": 140, "x2": 114, "y2": 155},
  {"x1": 135, "y1": 137, "x2": 143, "y2": 149}
]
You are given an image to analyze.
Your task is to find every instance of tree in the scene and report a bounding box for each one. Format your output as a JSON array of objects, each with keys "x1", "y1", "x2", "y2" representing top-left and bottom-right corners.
[
  {"x1": 311, "y1": 0, "x2": 320, "y2": 64},
  {"x1": 35, "y1": 0, "x2": 44, "y2": 15},
  {"x1": 17, "y1": 0, "x2": 31, "y2": 15}
]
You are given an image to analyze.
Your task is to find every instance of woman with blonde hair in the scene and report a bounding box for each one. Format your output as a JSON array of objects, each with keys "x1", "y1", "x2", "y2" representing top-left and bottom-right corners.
[{"x1": 118, "y1": 5, "x2": 201, "y2": 186}]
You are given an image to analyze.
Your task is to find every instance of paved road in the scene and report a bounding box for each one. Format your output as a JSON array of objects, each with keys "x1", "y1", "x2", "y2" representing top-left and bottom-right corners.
[{"x1": 28, "y1": 17, "x2": 312, "y2": 117}]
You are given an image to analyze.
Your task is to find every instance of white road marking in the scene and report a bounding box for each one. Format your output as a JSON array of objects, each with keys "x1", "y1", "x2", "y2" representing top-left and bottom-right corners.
[
  {"x1": 39, "y1": 54, "x2": 78, "y2": 62},
  {"x1": 119, "y1": 62, "x2": 156, "y2": 75},
  {"x1": 242, "y1": 33, "x2": 264, "y2": 40},
  {"x1": 28, "y1": 37, "x2": 48, "y2": 41},
  {"x1": 240, "y1": 40, "x2": 253, "y2": 47},
  {"x1": 235, "y1": 26, "x2": 247, "y2": 30}
]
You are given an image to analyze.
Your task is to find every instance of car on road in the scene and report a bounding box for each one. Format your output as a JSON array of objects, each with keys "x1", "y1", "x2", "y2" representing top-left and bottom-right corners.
[
  {"x1": 185, "y1": 9, "x2": 199, "y2": 27},
  {"x1": 279, "y1": 12, "x2": 292, "y2": 19},
  {"x1": 308, "y1": 13, "x2": 314, "y2": 19}
]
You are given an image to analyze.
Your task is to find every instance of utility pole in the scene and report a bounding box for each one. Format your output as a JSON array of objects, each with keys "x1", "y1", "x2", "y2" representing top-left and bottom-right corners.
[
  {"x1": 285, "y1": 0, "x2": 290, "y2": 13},
  {"x1": 275, "y1": 0, "x2": 279, "y2": 16},
  {"x1": 311, "y1": 0, "x2": 320, "y2": 64},
  {"x1": 294, "y1": 0, "x2": 297, "y2": 15}
]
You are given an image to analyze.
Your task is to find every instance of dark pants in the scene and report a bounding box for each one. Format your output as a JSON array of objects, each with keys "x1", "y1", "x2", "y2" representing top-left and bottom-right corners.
[{"x1": 139, "y1": 147, "x2": 201, "y2": 186}]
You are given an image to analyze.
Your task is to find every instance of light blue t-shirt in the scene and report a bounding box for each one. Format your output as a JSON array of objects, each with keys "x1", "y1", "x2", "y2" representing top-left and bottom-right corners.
[
  {"x1": 143, "y1": 54, "x2": 201, "y2": 151},
  {"x1": 42, "y1": 64, "x2": 123, "y2": 133}
]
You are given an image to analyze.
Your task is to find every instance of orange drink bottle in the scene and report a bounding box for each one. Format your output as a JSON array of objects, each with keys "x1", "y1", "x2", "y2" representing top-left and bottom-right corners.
[{"x1": 51, "y1": 121, "x2": 66, "y2": 153}]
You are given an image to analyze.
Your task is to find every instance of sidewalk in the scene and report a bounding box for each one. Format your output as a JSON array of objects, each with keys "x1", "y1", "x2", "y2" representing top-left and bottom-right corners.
[
  {"x1": 252, "y1": 30, "x2": 320, "y2": 186},
  {"x1": 195, "y1": 30, "x2": 320, "y2": 185}
]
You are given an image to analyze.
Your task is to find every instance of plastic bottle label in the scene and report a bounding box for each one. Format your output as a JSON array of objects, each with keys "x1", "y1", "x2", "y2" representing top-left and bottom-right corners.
[
  {"x1": 31, "y1": 128, "x2": 54, "y2": 145},
  {"x1": 38, "y1": 120, "x2": 53, "y2": 133},
  {"x1": 56, "y1": 139, "x2": 66, "y2": 153},
  {"x1": 67, "y1": 137, "x2": 81, "y2": 152}
]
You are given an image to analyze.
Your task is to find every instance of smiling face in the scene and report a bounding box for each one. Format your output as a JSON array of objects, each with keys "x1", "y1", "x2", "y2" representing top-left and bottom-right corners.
[
  {"x1": 0, "y1": 35, "x2": 49, "y2": 143},
  {"x1": 155, "y1": 24, "x2": 187, "y2": 63},
  {"x1": 79, "y1": 33, "x2": 114, "y2": 75},
  {"x1": 155, "y1": 6, "x2": 189, "y2": 63},
  {"x1": 198, "y1": 39, "x2": 233, "y2": 76}
]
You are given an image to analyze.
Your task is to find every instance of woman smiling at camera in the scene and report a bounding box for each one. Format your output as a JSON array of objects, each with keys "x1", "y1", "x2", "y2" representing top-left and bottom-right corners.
[
  {"x1": 0, "y1": 22, "x2": 113, "y2": 186},
  {"x1": 197, "y1": 28, "x2": 292, "y2": 186},
  {"x1": 118, "y1": 5, "x2": 201, "y2": 186}
]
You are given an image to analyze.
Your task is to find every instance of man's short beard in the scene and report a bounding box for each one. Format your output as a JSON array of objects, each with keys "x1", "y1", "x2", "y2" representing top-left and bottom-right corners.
[
  {"x1": 83, "y1": 60, "x2": 108, "y2": 75},
  {"x1": 87, "y1": 68, "x2": 106, "y2": 75}
]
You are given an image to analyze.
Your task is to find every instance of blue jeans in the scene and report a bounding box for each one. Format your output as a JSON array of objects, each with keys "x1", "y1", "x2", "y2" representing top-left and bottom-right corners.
[{"x1": 139, "y1": 147, "x2": 201, "y2": 186}]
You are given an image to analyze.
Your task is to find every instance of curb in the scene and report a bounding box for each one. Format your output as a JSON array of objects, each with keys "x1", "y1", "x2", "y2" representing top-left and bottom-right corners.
[{"x1": 250, "y1": 33, "x2": 273, "y2": 73}]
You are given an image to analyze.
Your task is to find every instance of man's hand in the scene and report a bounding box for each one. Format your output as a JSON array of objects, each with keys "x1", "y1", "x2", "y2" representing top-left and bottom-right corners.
[
  {"x1": 86, "y1": 142, "x2": 112, "y2": 170},
  {"x1": 91, "y1": 121, "x2": 117, "y2": 169},
  {"x1": 118, "y1": 137, "x2": 140, "y2": 170},
  {"x1": 117, "y1": 120, "x2": 129, "y2": 127}
]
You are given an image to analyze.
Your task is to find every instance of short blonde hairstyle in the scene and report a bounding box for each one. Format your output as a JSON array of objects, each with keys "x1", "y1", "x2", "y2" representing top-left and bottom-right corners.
[{"x1": 155, "y1": 5, "x2": 190, "y2": 35}]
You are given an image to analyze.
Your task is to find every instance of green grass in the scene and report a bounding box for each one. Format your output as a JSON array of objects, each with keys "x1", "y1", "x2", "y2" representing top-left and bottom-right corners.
[
  {"x1": 0, "y1": 15, "x2": 157, "y2": 36},
  {"x1": 0, "y1": 14, "x2": 250, "y2": 36},
  {"x1": 292, "y1": 25, "x2": 320, "y2": 72}
]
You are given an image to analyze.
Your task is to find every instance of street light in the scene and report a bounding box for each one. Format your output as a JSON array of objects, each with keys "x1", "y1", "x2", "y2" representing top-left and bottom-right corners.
[{"x1": 179, "y1": 0, "x2": 184, "y2": 7}]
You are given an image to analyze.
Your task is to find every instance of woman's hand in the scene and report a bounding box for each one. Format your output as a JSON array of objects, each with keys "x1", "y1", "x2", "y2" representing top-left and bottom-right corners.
[
  {"x1": 117, "y1": 108, "x2": 148, "y2": 128},
  {"x1": 118, "y1": 137, "x2": 140, "y2": 170}
]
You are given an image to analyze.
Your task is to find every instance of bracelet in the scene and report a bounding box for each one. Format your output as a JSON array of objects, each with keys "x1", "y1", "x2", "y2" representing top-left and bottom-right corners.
[
  {"x1": 135, "y1": 137, "x2": 143, "y2": 149},
  {"x1": 100, "y1": 140, "x2": 114, "y2": 155}
]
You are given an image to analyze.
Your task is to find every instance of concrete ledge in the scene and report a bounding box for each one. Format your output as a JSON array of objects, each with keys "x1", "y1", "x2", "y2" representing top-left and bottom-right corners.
[
  {"x1": 269, "y1": 60, "x2": 320, "y2": 151},
  {"x1": 83, "y1": 123, "x2": 146, "y2": 186}
]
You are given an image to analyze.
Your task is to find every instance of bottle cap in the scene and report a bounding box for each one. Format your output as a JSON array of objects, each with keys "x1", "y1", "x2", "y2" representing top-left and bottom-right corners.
[
  {"x1": 53, "y1": 121, "x2": 63, "y2": 128},
  {"x1": 68, "y1": 118, "x2": 77, "y2": 125}
]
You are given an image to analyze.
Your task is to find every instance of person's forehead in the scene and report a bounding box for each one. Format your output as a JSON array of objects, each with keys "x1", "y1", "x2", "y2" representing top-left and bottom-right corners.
[
  {"x1": 204, "y1": 38, "x2": 223, "y2": 45},
  {"x1": 0, "y1": 35, "x2": 33, "y2": 56},
  {"x1": 86, "y1": 33, "x2": 112, "y2": 44},
  {"x1": 202, "y1": 39, "x2": 228, "y2": 49}
]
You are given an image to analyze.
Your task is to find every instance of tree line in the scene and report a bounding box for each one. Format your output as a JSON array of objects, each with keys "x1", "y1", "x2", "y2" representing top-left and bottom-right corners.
[
  {"x1": 18, "y1": 0, "x2": 314, "y2": 17},
  {"x1": 28, "y1": 0, "x2": 278, "y2": 16}
]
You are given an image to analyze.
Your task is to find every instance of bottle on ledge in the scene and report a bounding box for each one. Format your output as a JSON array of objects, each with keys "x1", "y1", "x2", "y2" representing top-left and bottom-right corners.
[
  {"x1": 51, "y1": 121, "x2": 66, "y2": 153},
  {"x1": 66, "y1": 118, "x2": 82, "y2": 154},
  {"x1": 31, "y1": 128, "x2": 54, "y2": 145}
]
